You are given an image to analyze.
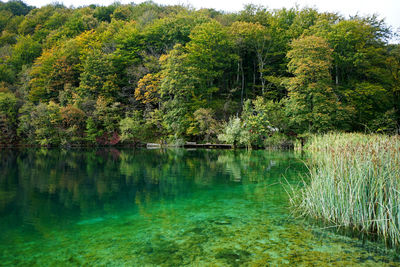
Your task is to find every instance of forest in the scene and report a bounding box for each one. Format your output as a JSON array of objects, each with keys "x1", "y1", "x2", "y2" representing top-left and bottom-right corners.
[{"x1": 0, "y1": 0, "x2": 399, "y2": 147}]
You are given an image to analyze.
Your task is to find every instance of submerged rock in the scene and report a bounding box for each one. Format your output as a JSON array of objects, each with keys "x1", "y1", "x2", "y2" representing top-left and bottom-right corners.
[
  {"x1": 215, "y1": 248, "x2": 251, "y2": 266},
  {"x1": 76, "y1": 217, "x2": 104, "y2": 225}
]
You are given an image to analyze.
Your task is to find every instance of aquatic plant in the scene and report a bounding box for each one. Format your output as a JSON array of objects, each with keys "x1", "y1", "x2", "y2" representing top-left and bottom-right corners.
[{"x1": 293, "y1": 133, "x2": 400, "y2": 248}]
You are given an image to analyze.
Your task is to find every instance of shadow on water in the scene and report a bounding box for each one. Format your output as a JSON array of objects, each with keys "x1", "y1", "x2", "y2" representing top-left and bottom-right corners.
[{"x1": 0, "y1": 148, "x2": 398, "y2": 266}]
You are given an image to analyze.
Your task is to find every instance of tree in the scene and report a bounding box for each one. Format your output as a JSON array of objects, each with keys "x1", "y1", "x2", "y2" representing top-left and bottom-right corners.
[
  {"x1": 1, "y1": 2, "x2": 399, "y2": 146},
  {"x1": 159, "y1": 44, "x2": 194, "y2": 101},
  {"x1": 90, "y1": 96, "x2": 122, "y2": 145},
  {"x1": 229, "y1": 21, "x2": 264, "y2": 105},
  {"x1": 119, "y1": 111, "x2": 144, "y2": 143},
  {"x1": 21, "y1": 101, "x2": 64, "y2": 146},
  {"x1": 29, "y1": 47, "x2": 80, "y2": 102},
  {"x1": 93, "y1": 4, "x2": 117, "y2": 22},
  {"x1": 285, "y1": 35, "x2": 338, "y2": 134},
  {"x1": 0, "y1": 92, "x2": 18, "y2": 144},
  {"x1": 142, "y1": 12, "x2": 209, "y2": 54},
  {"x1": 386, "y1": 44, "x2": 400, "y2": 132},
  {"x1": 0, "y1": 10, "x2": 13, "y2": 33},
  {"x1": 0, "y1": 63, "x2": 16, "y2": 85},
  {"x1": 79, "y1": 50, "x2": 119, "y2": 99},
  {"x1": 186, "y1": 20, "x2": 235, "y2": 99},
  {"x1": 58, "y1": 7, "x2": 98, "y2": 39},
  {"x1": 111, "y1": 4, "x2": 134, "y2": 21},
  {"x1": 10, "y1": 35, "x2": 41, "y2": 71},
  {"x1": 60, "y1": 105, "x2": 86, "y2": 142},
  {"x1": 189, "y1": 108, "x2": 219, "y2": 142},
  {"x1": 17, "y1": 102, "x2": 35, "y2": 143},
  {"x1": 85, "y1": 117, "x2": 99, "y2": 144},
  {"x1": 0, "y1": 0, "x2": 33, "y2": 16},
  {"x1": 159, "y1": 44, "x2": 196, "y2": 137},
  {"x1": 17, "y1": 4, "x2": 64, "y2": 39},
  {"x1": 134, "y1": 73, "x2": 161, "y2": 106}
]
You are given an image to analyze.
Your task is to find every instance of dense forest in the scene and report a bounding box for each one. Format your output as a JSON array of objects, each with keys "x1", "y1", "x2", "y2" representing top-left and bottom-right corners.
[{"x1": 0, "y1": 0, "x2": 399, "y2": 147}]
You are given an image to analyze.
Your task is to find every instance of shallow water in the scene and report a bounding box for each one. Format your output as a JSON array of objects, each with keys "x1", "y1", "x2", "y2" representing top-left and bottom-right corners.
[{"x1": 0, "y1": 148, "x2": 398, "y2": 266}]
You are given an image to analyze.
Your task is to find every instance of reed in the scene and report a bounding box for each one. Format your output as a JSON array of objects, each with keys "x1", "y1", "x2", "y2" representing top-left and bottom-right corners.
[{"x1": 292, "y1": 133, "x2": 400, "y2": 247}]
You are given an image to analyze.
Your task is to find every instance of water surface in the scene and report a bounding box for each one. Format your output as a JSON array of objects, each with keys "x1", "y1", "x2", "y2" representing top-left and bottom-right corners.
[{"x1": 0, "y1": 148, "x2": 398, "y2": 266}]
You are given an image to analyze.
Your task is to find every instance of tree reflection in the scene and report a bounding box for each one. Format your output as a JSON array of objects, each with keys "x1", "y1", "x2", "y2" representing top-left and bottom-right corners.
[{"x1": 0, "y1": 148, "x2": 305, "y2": 235}]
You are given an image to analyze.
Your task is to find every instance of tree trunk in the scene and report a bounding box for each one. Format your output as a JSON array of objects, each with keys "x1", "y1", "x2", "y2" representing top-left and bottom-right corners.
[
  {"x1": 335, "y1": 64, "x2": 339, "y2": 86},
  {"x1": 257, "y1": 53, "x2": 265, "y2": 94},
  {"x1": 240, "y1": 60, "x2": 245, "y2": 107},
  {"x1": 253, "y1": 61, "x2": 256, "y2": 95},
  {"x1": 237, "y1": 60, "x2": 240, "y2": 84}
]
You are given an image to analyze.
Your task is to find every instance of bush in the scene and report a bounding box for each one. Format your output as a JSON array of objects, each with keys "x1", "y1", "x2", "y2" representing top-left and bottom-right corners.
[{"x1": 218, "y1": 117, "x2": 249, "y2": 148}]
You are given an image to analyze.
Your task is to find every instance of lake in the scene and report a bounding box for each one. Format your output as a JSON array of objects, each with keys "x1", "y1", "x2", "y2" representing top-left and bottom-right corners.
[{"x1": 0, "y1": 148, "x2": 398, "y2": 266}]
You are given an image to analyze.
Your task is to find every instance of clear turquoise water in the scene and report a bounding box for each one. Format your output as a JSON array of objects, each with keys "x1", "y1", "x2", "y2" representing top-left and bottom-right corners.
[{"x1": 0, "y1": 148, "x2": 398, "y2": 266}]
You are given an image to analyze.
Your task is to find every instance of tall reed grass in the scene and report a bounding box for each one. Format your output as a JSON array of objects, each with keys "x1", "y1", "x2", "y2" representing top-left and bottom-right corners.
[{"x1": 293, "y1": 133, "x2": 400, "y2": 247}]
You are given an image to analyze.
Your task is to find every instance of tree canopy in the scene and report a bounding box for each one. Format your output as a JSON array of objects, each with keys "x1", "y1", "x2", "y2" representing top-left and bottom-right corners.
[{"x1": 0, "y1": 1, "x2": 398, "y2": 147}]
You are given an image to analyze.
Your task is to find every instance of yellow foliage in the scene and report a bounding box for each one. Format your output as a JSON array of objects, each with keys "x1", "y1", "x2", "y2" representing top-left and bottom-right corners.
[{"x1": 134, "y1": 73, "x2": 161, "y2": 104}]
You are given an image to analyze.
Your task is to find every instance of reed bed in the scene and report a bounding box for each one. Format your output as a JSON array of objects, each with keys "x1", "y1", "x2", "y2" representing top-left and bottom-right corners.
[{"x1": 293, "y1": 133, "x2": 400, "y2": 247}]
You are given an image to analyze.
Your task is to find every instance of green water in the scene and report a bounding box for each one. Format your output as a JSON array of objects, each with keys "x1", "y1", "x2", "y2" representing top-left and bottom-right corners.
[{"x1": 0, "y1": 148, "x2": 398, "y2": 266}]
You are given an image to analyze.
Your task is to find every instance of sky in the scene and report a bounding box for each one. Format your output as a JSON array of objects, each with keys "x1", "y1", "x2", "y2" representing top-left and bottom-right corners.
[{"x1": 14, "y1": 0, "x2": 400, "y2": 33}]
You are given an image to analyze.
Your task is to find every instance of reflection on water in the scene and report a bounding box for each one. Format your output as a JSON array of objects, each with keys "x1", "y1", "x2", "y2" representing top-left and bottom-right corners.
[{"x1": 0, "y1": 148, "x2": 398, "y2": 266}]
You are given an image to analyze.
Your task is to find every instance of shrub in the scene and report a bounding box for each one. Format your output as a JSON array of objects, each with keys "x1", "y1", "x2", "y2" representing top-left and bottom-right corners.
[{"x1": 218, "y1": 117, "x2": 249, "y2": 148}]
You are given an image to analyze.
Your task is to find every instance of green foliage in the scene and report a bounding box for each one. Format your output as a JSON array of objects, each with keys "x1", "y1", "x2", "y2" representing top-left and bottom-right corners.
[
  {"x1": 60, "y1": 105, "x2": 86, "y2": 143},
  {"x1": 142, "y1": 12, "x2": 209, "y2": 54},
  {"x1": 17, "y1": 4, "x2": 63, "y2": 37},
  {"x1": 93, "y1": 96, "x2": 121, "y2": 135},
  {"x1": 143, "y1": 108, "x2": 167, "y2": 141},
  {"x1": 0, "y1": 63, "x2": 16, "y2": 84},
  {"x1": 60, "y1": 8, "x2": 98, "y2": 38},
  {"x1": 369, "y1": 109, "x2": 398, "y2": 134},
  {"x1": 162, "y1": 98, "x2": 191, "y2": 138},
  {"x1": 79, "y1": 50, "x2": 119, "y2": 99},
  {"x1": 186, "y1": 20, "x2": 235, "y2": 82},
  {"x1": 29, "y1": 46, "x2": 80, "y2": 102},
  {"x1": 93, "y1": 4, "x2": 117, "y2": 22},
  {"x1": 27, "y1": 101, "x2": 63, "y2": 146},
  {"x1": 189, "y1": 108, "x2": 220, "y2": 142},
  {"x1": 263, "y1": 132, "x2": 294, "y2": 149},
  {"x1": 242, "y1": 99, "x2": 276, "y2": 147},
  {"x1": 10, "y1": 35, "x2": 41, "y2": 71},
  {"x1": 308, "y1": 18, "x2": 395, "y2": 131},
  {"x1": 348, "y1": 82, "x2": 391, "y2": 127},
  {"x1": 286, "y1": 35, "x2": 338, "y2": 134},
  {"x1": 0, "y1": 1, "x2": 397, "y2": 146},
  {"x1": 159, "y1": 44, "x2": 194, "y2": 100},
  {"x1": 0, "y1": 30, "x2": 17, "y2": 46},
  {"x1": 253, "y1": 97, "x2": 288, "y2": 132},
  {"x1": 218, "y1": 117, "x2": 249, "y2": 147},
  {"x1": 0, "y1": 10, "x2": 13, "y2": 32},
  {"x1": 111, "y1": 5, "x2": 134, "y2": 21},
  {"x1": 119, "y1": 111, "x2": 143, "y2": 143},
  {"x1": 85, "y1": 117, "x2": 99, "y2": 144},
  {"x1": 17, "y1": 102, "x2": 35, "y2": 142},
  {"x1": 0, "y1": 92, "x2": 18, "y2": 143},
  {"x1": 0, "y1": 0, "x2": 33, "y2": 16}
]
